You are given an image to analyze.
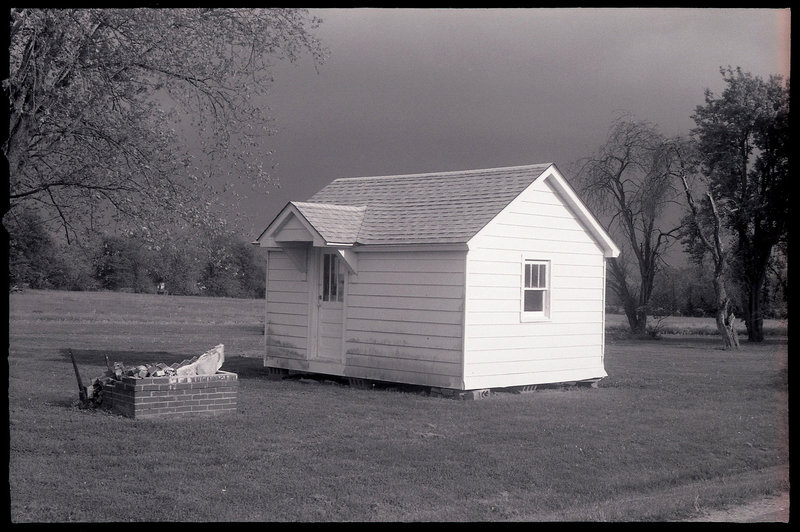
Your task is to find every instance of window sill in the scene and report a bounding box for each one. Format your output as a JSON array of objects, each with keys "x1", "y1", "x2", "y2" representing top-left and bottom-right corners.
[{"x1": 520, "y1": 313, "x2": 551, "y2": 323}]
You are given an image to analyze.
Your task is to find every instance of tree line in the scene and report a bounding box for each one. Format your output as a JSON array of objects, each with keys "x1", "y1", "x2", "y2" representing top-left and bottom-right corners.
[
  {"x1": 607, "y1": 262, "x2": 786, "y2": 321},
  {"x1": 7, "y1": 208, "x2": 266, "y2": 298}
]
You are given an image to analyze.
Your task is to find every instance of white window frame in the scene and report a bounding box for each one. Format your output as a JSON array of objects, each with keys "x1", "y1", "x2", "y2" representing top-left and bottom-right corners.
[{"x1": 521, "y1": 258, "x2": 550, "y2": 322}]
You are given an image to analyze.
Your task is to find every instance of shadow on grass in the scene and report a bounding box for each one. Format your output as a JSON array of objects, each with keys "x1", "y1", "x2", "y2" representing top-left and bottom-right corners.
[
  {"x1": 57, "y1": 348, "x2": 183, "y2": 366},
  {"x1": 280, "y1": 371, "x2": 432, "y2": 395}
]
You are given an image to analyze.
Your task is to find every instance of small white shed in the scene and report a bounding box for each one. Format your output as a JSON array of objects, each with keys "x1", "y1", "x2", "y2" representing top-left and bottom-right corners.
[{"x1": 255, "y1": 163, "x2": 620, "y2": 391}]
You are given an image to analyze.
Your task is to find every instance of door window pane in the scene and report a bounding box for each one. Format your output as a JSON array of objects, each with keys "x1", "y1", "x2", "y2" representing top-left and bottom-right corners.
[
  {"x1": 322, "y1": 254, "x2": 331, "y2": 301},
  {"x1": 322, "y1": 253, "x2": 344, "y2": 302}
]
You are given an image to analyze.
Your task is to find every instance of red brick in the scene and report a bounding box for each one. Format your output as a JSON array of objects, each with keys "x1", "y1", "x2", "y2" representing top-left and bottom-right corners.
[{"x1": 107, "y1": 371, "x2": 237, "y2": 418}]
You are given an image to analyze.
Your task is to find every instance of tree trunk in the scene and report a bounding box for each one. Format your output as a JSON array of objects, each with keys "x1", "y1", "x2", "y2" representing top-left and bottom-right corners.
[
  {"x1": 712, "y1": 272, "x2": 739, "y2": 350},
  {"x1": 608, "y1": 259, "x2": 649, "y2": 336},
  {"x1": 713, "y1": 291, "x2": 739, "y2": 350},
  {"x1": 742, "y1": 279, "x2": 765, "y2": 342},
  {"x1": 715, "y1": 306, "x2": 740, "y2": 349},
  {"x1": 623, "y1": 299, "x2": 648, "y2": 336}
]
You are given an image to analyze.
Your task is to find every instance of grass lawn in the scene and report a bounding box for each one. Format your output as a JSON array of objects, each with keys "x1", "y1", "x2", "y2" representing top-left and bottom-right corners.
[{"x1": 8, "y1": 290, "x2": 789, "y2": 522}]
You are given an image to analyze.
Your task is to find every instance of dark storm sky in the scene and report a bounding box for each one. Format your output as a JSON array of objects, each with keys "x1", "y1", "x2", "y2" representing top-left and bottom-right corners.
[{"x1": 232, "y1": 8, "x2": 790, "y2": 239}]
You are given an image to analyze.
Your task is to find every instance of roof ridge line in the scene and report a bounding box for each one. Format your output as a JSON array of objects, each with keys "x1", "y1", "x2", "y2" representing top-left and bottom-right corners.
[
  {"x1": 330, "y1": 162, "x2": 553, "y2": 182},
  {"x1": 291, "y1": 201, "x2": 367, "y2": 211}
]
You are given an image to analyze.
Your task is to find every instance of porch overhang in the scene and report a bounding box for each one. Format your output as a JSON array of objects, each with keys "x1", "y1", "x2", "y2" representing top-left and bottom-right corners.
[{"x1": 255, "y1": 202, "x2": 364, "y2": 274}]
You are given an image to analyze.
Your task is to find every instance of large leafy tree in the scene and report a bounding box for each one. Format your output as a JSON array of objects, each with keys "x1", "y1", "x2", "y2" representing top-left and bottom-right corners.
[
  {"x1": 4, "y1": 8, "x2": 324, "y2": 243},
  {"x1": 690, "y1": 67, "x2": 790, "y2": 342},
  {"x1": 575, "y1": 115, "x2": 683, "y2": 335}
]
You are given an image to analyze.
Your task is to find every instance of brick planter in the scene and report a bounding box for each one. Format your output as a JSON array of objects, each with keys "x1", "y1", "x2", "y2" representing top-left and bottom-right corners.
[{"x1": 103, "y1": 371, "x2": 238, "y2": 419}]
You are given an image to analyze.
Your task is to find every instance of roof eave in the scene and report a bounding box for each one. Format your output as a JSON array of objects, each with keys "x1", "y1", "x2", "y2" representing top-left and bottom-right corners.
[{"x1": 545, "y1": 164, "x2": 621, "y2": 258}]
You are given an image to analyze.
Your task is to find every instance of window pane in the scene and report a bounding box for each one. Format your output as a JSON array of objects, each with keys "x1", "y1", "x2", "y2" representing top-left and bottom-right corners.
[
  {"x1": 524, "y1": 290, "x2": 544, "y2": 312},
  {"x1": 330, "y1": 255, "x2": 338, "y2": 301},
  {"x1": 322, "y1": 254, "x2": 331, "y2": 301},
  {"x1": 525, "y1": 262, "x2": 548, "y2": 288}
]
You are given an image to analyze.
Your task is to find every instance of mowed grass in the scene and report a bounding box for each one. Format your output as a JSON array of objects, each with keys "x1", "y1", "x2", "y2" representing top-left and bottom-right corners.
[{"x1": 8, "y1": 290, "x2": 789, "y2": 522}]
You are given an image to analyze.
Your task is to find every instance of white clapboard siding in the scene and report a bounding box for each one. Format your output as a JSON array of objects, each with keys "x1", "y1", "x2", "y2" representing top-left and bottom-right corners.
[
  {"x1": 348, "y1": 306, "x2": 463, "y2": 325},
  {"x1": 344, "y1": 250, "x2": 466, "y2": 387},
  {"x1": 267, "y1": 279, "x2": 308, "y2": 293},
  {"x1": 463, "y1": 366, "x2": 607, "y2": 390},
  {"x1": 267, "y1": 312, "x2": 308, "y2": 327},
  {"x1": 464, "y1": 176, "x2": 607, "y2": 387},
  {"x1": 468, "y1": 322, "x2": 600, "y2": 338},
  {"x1": 346, "y1": 342, "x2": 459, "y2": 364},
  {"x1": 474, "y1": 236, "x2": 602, "y2": 255},
  {"x1": 465, "y1": 344, "x2": 604, "y2": 365},
  {"x1": 266, "y1": 323, "x2": 308, "y2": 342},
  {"x1": 269, "y1": 268, "x2": 309, "y2": 281},
  {"x1": 353, "y1": 271, "x2": 463, "y2": 286},
  {"x1": 274, "y1": 216, "x2": 313, "y2": 241},
  {"x1": 266, "y1": 302, "x2": 307, "y2": 316},
  {"x1": 492, "y1": 222, "x2": 598, "y2": 244},
  {"x1": 348, "y1": 294, "x2": 463, "y2": 312},
  {"x1": 347, "y1": 318, "x2": 462, "y2": 339},
  {"x1": 465, "y1": 355, "x2": 603, "y2": 376},
  {"x1": 348, "y1": 282, "x2": 463, "y2": 299},
  {"x1": 268, "y1": 291, "x2": 311, "y2": 304},
  {"x1": 266, "y1": 249, "x2": 309, "y2": 361},
  {"x1": 471, "y1": 254, "x2": 603, "y2": 270},
  {"x1": 468, "y1": 309, "x2": 603, "y2": 326},
  {"x1": 468, "y1": 333, "x2": 603, "y2": 351},
  {"x1": 269, "y1": 252, "x2": 304, "y2": 272},
  {"x1": 345, "y1": 353, "x2": 462, "y2": 387},
  {"x1": 356, "y1": 256, "x2": 466, "y2": 274},
  {"x1": 346, "y1": 353, "x2": 460, "y2": 375},
  {"x1": 346, "y1": 329, "x2": 462, "y2": 352}
]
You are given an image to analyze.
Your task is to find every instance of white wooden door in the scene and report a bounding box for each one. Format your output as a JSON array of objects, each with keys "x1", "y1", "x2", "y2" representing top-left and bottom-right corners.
[{"x1": 315, "y1": 250, "x2": 345, "y2": 361}]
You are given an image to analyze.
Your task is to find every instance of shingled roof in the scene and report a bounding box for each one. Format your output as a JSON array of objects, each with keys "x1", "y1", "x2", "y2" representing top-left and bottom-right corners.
[
  {"x1": 301, "y1": 163, "x2": 554, "y2": 245},
  {"x1": 291, "y1": 202, "x2": 367, "y2": 244}
]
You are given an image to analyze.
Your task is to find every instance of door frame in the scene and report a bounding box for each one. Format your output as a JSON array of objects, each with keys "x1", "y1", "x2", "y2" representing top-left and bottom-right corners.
[{"x1": 307, "y1": 247, "x2": 347, "y2": 363}]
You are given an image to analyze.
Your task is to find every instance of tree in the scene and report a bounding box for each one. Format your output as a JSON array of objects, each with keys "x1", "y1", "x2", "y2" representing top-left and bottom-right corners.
[
  {"x1": 6, "y1": 208, "x2": 66, "y2": 289},
  {"x1": 92, "y1": 234, "x2": 156, "y2": 292},
  {"x1": 766, "y1": 237, "x2": 788, "y2": 316},
  {"x1": 150, "y1": 236, "x2": 205, "y2": 296},
  {"x1": 649, "y1": 264, "x2": 723, "y2": 318},
  {"x1": 669, "y1": 139, "x2": 740, "y2": 349},
  {"x1": 197, "y1": 231, "x2": 265, "y2": 298},
  {"x1": 575, "y1": 115, "x2": 682, "y2": 335},
  {"x1": 691, "y1": 67, "x2": 790, "y2": 342},
  {"x1": 4, "y1": 8, "x2": 324, "y2": 243}
]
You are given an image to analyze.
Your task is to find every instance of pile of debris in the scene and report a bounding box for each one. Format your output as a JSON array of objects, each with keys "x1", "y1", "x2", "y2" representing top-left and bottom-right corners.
[{"x1": 73, "y1": 344, "x2": 225, "y2": 408}]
